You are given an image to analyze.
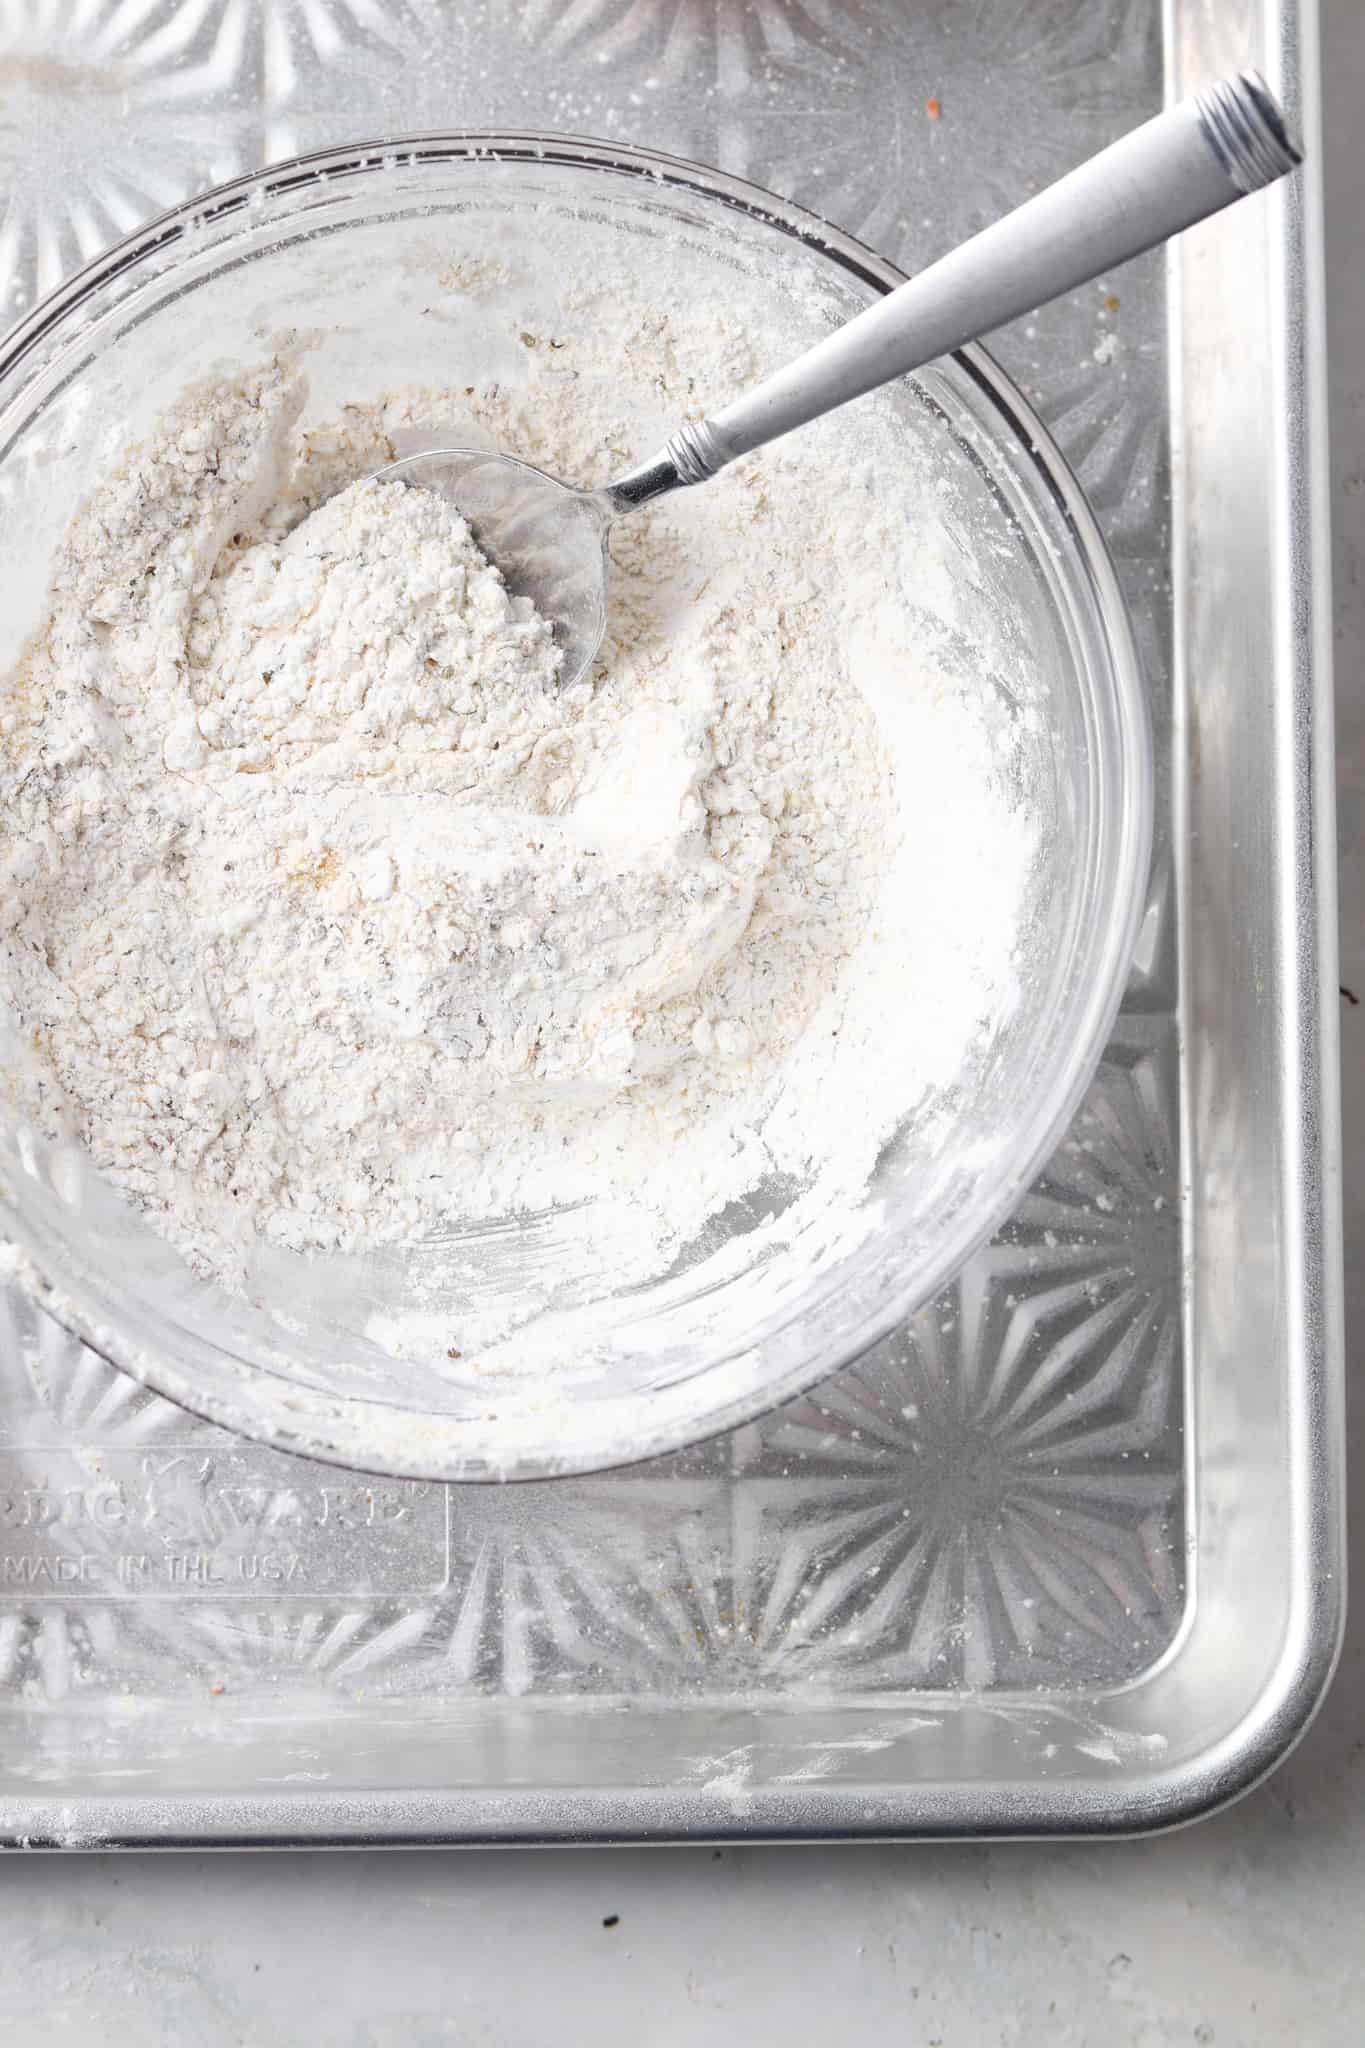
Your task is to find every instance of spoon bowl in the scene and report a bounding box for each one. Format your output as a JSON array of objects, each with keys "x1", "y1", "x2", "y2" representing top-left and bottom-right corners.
[{"x1": 377, "y1": 449, "x2": 611, "y2": 688}]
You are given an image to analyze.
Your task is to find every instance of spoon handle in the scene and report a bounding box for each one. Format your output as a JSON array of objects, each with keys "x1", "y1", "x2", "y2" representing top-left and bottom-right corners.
[{"x1": 605, "y1": 70, "x2": 1299, "y2": 511}]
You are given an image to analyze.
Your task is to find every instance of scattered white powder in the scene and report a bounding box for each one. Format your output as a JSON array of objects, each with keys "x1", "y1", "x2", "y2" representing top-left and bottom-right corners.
[{"x1": 0, "y1": 296, "x2": 1038, "y2": 1333}]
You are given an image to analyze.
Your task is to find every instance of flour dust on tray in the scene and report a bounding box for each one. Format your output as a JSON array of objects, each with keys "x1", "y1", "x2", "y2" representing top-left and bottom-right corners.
[{"x1": 0, "y1": 324, "x2": 1037, "y2": 1340}]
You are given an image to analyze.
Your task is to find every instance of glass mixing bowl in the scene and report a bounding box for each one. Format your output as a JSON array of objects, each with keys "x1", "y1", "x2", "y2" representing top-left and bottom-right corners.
[{"x1": 0, "y1": 135, "x2": 1151, "y2": 1481}]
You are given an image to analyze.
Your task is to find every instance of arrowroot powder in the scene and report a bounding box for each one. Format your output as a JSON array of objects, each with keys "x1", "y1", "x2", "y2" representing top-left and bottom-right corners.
[{"x1": 0, "y1": 266, "x2": 1040, "y2": 1364}]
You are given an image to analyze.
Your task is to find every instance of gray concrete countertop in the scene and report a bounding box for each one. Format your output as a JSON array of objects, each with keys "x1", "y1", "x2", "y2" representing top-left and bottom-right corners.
[{"x1": 1, "y1": 5, "x2": 1361, "y2": 2041}]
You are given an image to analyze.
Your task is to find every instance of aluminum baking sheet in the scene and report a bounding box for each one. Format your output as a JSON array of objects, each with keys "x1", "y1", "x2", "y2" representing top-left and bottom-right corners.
[{"x1": 0, "y1": 0, "x2": 1341, "y2": 1844}]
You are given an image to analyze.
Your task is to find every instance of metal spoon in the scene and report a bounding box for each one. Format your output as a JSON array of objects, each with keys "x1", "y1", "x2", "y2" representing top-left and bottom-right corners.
[{"x1": 377, "y1": 72, "x2": 1299, "y2": 688}]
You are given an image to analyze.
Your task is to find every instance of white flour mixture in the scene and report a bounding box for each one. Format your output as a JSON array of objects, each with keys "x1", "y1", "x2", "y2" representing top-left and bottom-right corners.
[{"x1": 0, "y1": 299, "x2": 1037, "y2": 1316}]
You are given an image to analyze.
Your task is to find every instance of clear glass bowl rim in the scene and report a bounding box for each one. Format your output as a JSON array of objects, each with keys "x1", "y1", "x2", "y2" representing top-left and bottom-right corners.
[{"x1": 0, "y1": 129, "x2": 1154, "y2": 1482}]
